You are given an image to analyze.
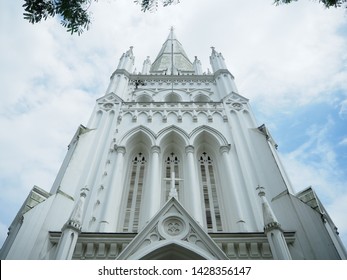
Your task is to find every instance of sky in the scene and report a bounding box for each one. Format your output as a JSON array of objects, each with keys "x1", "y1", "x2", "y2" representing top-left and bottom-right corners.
[{"x1": 0, "y1": 0, "x2": 347, "y2": 252}]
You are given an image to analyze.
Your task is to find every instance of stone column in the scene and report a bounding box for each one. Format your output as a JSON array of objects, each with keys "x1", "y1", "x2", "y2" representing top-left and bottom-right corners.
[
  {"x1": 185, "y1": 145, "x2": 204, "y2": 226},
  {"x1": 99, "y1": 146, "x2": 126, "y2": 232},
  {"x1": 143, "y1": 146, "x2": 161, "y2": 224},
  {"x1": 220, "y1": 145, "x2": 246, "y2": 231}
]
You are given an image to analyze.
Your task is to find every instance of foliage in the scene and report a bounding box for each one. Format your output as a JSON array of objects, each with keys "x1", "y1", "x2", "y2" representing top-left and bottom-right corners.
[
  {"x1": 22, "y1": 0, "x2": 345, "y2": 35},
  {"x1": 23, "y1": 0, "x2": 93, "y2": 35},
  {"x1": 23, "y1": 0, "x2": 179, "y2": 35},
  {"x1": 274, "y1": 0, "x2": 347, "y2": 8},
  {"x1": 134, "y1": 0, "x2": 179, "y2": 12}
]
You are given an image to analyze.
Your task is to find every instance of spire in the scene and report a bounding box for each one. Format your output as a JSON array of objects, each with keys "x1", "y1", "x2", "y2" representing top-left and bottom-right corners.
[{"x1": 150, "y1": 27, "x2": 194, "y2": 75}]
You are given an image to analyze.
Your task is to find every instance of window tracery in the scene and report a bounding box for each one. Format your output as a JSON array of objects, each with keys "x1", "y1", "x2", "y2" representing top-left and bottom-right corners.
[
  {"x1": 198, "y1": 152, "x2": 222, "y2": 232},
  {"x1": 163, "y1": 152, "x2": 182, "y2": 202},
  {"x1": 123, "y1": 153, "x2": 146, "y2": 232}
]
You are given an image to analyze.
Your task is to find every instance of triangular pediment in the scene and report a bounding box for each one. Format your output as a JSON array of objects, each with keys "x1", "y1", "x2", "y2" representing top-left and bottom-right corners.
[
  {"x1": 97, "y1": 92, "x2": 123, "y2": 104},
  {"x1": 222, "y1": 92, "x2": 249, "y2": 104},
  {"x1": 117, "y1": 198, "x2": 227, "y2": 260}
]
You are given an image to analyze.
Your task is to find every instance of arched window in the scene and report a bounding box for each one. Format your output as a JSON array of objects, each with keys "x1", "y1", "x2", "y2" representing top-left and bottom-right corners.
[
  {"x1": 136, "y1": 94, "x2": 153, "y2": 102},
  {"x1": 165, "y1": 92, "x2": 181, "y2": 102},
  {"x1": 123, "y1": 153, "x2": 146, "y2": 232},
  {"x1": 163, "y1": 152, "x2": 182, "y2": 202},
  {"x1": 198, "y1": 152, "x2": 222, "y2": 232},
  {"x1": 194, "y1": 94, "x2": 210, "y2": 102}
]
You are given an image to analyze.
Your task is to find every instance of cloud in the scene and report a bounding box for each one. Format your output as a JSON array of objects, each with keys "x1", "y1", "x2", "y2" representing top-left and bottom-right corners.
[
  {"x1": 279, "y1": 115, "x2": 347, "y2": 246},
  {"x1": 1, "y1": 0, "x2": 347, "y2": 251},
  {"x1": 328, "y1": 193, "x2": 347, "y2": 246},
  {"x1": 339, "y1": 99, "x2": 347, "y2": 120}
]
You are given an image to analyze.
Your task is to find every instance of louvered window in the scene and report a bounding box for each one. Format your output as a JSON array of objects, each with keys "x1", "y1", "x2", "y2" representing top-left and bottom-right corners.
[
  {"x1": 199, "y1": 152, "x2": 222, "y2": 232},
  {"x1": 123, "y1": 153, "x2": 146, "y2": 232}
]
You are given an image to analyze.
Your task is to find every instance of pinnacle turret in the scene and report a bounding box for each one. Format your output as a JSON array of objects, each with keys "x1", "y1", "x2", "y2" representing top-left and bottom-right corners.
[
  {"x1": 117, "y1": 46, "x2": 135, "y2": 73},
  {"x1": 193, "y1": 56, "x2": 203, "y2": 75},
  {"x1": 210, "y1": 46, "x2": 228, "y2": 72},
  {"x1": 257, "y1": 186, "x2": 292, "y2": 260},
  {"x1": 142, "y1": 56, "x2": 152, "y2": 74}
]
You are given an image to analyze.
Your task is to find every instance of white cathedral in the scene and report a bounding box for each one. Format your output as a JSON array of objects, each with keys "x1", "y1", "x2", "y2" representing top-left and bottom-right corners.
[{"x1": 1, "y1": 29, "x2": 346, "y2": 260}]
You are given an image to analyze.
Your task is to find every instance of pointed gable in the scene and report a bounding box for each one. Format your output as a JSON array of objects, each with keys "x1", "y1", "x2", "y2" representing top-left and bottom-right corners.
[
  {"x1": 117, "y1": 198, "x2": 227, "y2": 260},
  {"x1": 150, "y1": 27, "x2": 194, "y2": 75}
]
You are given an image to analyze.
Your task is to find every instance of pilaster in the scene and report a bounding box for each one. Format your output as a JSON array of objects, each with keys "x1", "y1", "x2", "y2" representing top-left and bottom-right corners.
[
  {"x1": 99, "y1": 146, "x2": 126, "y2": 232},
  {"x1": 185, "y1": 145, "x2": 204, "y2": 226},
  {"x1": 219, "y1": 145, "x2": 246, "y2": 231},
  {"x1": 142, "y1": 145, "x2": 161, "y2": 225}
]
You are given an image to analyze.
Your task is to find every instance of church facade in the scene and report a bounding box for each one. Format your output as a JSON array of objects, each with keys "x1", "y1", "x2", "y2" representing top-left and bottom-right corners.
[{"x1": 1, "y1": 29, "x2": 346, "y2": 260}]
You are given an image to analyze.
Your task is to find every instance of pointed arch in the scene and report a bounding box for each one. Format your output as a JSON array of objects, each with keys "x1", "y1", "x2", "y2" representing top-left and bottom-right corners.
[
  {"x1": 243, "y1": 110, "x2": 256, "y2": 128},
  {"x1": 119, "y1": 125, "x2": 156, "y2": 148},
  {"x1": 157, "y1": 126, "x2": 188, "y2": 205},
  {"x1": 157, "y1": 125, "x2": 190, "y2": 147},
  {"x1": 190, "y1": 126, "x2": 228, "y2": 232},
  {"x1": 190, "y1": 125, "x2": 229, "y2": 148},
  {"x1": 116, "y1": 198, "x2": 228, "y2": 260},
  {"x1": 198, "y1": 152, "x2": 223, "y2": 232},
  {"x1": 91, "y1": 110, "x2": 103, "y2": 128},
  {"x1": 137, "y1": 112, "x2": 148, "y2": 123},
  {"x1": 122, "y1": 152, "x2": 147, "y2": 232},
  {"x1": 118, "y1": 127, "x2": 154, "y2": 232}
]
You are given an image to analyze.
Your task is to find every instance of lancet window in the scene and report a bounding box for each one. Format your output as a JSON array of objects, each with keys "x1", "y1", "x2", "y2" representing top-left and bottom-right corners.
[
  {"x1": 198, "y1": 152, "x2": 222, "y2": 232},
  {"x1": 123, "y1": 153, "x2": 146, "y2": 232},
  {"x1": 163, "y1": 152, "x2": 182, "y2": 202}
]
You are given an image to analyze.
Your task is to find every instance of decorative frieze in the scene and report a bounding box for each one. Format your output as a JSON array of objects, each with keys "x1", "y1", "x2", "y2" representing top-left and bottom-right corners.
[
  {"x1": 50, "y1": 231, "x2": 295, "y2": 259},
  {"x1": 117, "y1": 102, "x2": 225, "y2": 124}
]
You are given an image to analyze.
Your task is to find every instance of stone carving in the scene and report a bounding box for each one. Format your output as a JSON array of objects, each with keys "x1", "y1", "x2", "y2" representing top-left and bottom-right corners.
[
  {"x1": 166, "y1": 220, "x2": 182, "y2": 236},
  {"x1": 158, "y1": 215, "x2": 188, "y2": 240},
  {"x1": 231, "y1": 102, "x2": 243, "y2": 111}
]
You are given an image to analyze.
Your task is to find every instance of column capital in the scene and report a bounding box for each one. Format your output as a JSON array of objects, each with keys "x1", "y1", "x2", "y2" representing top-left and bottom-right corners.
[
  {"x1": 185, "y1": 145, "x2": 195, "y2": 154},
  {"x1": 115, "y1": 145, "x2": 126, "y2": 154},
  {"x1": 219, "y1": 145, "x2": 230, "y2": 154},
  {"x1": 151, "y1": 145, "x2": 161, "y2": 154}
]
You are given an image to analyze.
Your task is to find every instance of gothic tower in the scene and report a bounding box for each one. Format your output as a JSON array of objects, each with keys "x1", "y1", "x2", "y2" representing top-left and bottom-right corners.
[{"x1": 1, "y1": 29, "x2": 346, "y2": 260}]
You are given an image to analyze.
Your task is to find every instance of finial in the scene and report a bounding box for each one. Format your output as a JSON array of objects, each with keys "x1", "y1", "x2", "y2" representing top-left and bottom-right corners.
[
  {"x1": 80, "y1": 187, "x2": 89, "y2": 198},
  {"x1": 256, "y1": 185, "x2": 265, "y2": 197},
  {"x1": 170, "y1": 26, "x2": 174, "y2": 32}
]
